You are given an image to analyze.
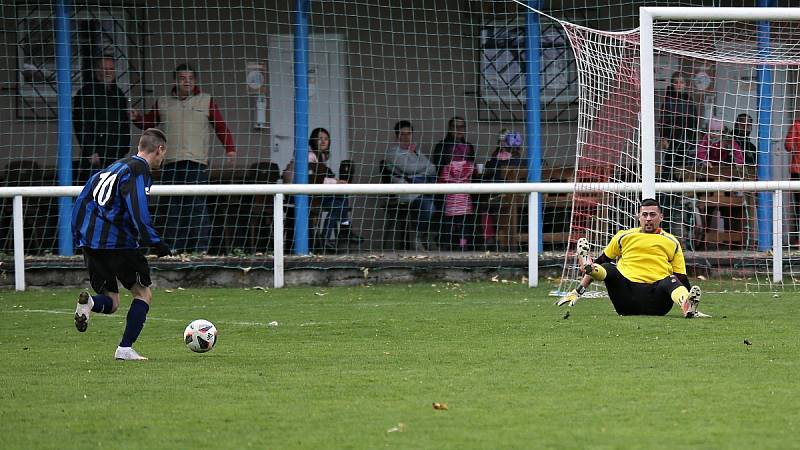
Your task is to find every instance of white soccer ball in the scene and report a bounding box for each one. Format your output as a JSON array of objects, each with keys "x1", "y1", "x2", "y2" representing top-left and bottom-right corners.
[{"x1": 184, "y1": 319, "x2": 218, "y2": 353}]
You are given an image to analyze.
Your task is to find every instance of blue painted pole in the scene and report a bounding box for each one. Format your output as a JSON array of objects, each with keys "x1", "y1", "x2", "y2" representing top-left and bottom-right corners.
[
  {"x1": 293, "y1": 0, "x2": 310, "y2": 255},
  {"x1": 526, "y1": 1, "x2": 543, "y2": 253},
  {"x1": 755, "y1": 0, "x2": 775, "y2": 251},
  {"x1": 55, "y1": 0, "x2": 73, "y2": 256}
]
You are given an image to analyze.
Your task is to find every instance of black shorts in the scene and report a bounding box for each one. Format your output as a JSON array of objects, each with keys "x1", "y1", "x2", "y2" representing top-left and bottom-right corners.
[
  {"x1": 601, "y1": 263, "x2": 684, "y2": 316},
  {"x1": 81, "y1": 248, "x2": 152, "y2": 294}
]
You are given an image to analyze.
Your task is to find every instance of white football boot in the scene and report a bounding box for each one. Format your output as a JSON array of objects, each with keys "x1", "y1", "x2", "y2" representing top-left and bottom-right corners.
[
  {"x1": 114, "y1": 346, "x2": 149, "y2": 361},
  {"x1": 682, "y1": 285, "x2": 711, "y2": 318}
]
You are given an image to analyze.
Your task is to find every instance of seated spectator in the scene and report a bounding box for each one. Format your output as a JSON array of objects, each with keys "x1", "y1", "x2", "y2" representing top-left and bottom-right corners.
[
  {"x1": 697, "y1": 118, "x2": 743, "y2": 169},
  {"x1": 385, "y1": 120, "x2": 438, "y2": 251},
  {"x1": 484, "y1": 129, "x2": 524, "y2": 180},
  {"x1": 283, "y1": 127, "x2": 361, "y2": 253},
  {"x1": 438, "y1": 144, "x2": 475, "y2": 251},
  {"x1": 478, "y1": 129, "x2": 525, "y2": 248}
]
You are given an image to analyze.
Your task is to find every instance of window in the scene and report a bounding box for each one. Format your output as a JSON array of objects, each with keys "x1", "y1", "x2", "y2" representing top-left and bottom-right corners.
[{"x1": 16, "y1": 7, "x2": 135, "y2": 120}]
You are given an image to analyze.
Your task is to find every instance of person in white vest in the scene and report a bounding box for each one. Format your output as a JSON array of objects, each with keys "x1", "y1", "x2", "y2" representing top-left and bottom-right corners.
[{"x1": 132, "y1": 63, "x2": 236, "y2": 254}]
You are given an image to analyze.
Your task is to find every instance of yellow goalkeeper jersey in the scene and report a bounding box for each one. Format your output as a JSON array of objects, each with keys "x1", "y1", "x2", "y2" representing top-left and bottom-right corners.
[{"x1": 601, "y1": 227, "x2": 687, "y2": 283}]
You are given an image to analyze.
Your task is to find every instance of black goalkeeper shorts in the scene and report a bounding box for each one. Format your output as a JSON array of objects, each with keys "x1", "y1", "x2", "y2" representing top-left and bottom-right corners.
[
  {"x1": 82, "y1": 247, "x2": 152, "y2": 294},
  {"x1": 601, "y1": 263, "x2": 684, "y2": 316}
]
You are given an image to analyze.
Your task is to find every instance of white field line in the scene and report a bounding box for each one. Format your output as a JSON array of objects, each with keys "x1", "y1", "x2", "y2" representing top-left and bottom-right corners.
[{"x1": 10, "y1": 308, "x2": 273, "y2": 328}]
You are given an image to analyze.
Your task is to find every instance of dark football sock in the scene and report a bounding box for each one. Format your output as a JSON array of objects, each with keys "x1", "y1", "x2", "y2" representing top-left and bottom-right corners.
[
  {"x1": 119, "y1": 299, "x2": 150, "y2": 348},
  {"x1": 90, "y1": 294, "x2": 114, "y2": 314}
]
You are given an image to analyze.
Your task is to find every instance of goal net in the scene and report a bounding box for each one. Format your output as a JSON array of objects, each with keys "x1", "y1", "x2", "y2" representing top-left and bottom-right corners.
[
  {"x1": 554, "y1": 7, "x2": 800, "y2": 294},
  {"x1": 2, "y1": 1, "x2": 584, "y2": 275},
  {"x1": 2, "y1": 1, "x2": 800, "y2": 291}
]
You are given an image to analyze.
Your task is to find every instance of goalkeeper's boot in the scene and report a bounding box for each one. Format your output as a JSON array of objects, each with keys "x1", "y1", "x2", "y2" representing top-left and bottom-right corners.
[
  {"x1": 576, "y1": 237, "x2": 591, "y2": 268},
  {"x1": 114, "y1": 346, "x2": 148, "y2": 361},
  {"x1": 557, "y1": 285, "x2": 585, "y2": 307},
  {"x1": 681, "y1": 285, "x2": 709, "y2": 318},
  {"x1": 74, "y1": 290, "x2": 93, "y2": 333},
  {"x1": 686, "y1": 285, "x2": 711, "y2": 318}
]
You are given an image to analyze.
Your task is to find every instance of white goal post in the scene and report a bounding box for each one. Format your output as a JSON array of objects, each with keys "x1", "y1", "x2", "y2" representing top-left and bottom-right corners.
[{"x1": 639, "y1": 7, "x2": 800, "y2": 200}]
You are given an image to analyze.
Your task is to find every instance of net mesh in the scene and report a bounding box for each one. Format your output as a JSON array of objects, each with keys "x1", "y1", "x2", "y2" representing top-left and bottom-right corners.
[
  {"x1": 1, "y1": 1, "x2": 799, "y2": 290},
  {"x1": 3, "y1": 1, "x2": 580, "y2": 264},
  {"x1": 555, "y1": 13, "x2": 800, "y2": 294}
]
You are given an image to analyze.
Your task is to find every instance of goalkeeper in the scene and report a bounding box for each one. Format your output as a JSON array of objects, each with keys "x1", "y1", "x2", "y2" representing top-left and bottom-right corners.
[{"x1": 558, "y1": 198, "x2": 708, "y2": 318}]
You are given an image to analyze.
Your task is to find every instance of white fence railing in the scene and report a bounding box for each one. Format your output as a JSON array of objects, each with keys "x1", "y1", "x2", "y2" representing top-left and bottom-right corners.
[{"x1": 2, "y1": 180, "x2": 799, "y2": 291}]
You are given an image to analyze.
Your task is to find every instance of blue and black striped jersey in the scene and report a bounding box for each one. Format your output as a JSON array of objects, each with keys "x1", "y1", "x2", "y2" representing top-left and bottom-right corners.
[{"x1": 72, "y1": 155, "x2": 162, "y2": 249}]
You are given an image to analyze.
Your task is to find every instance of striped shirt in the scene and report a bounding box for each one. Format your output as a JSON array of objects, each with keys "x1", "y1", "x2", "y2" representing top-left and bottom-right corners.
[
  {"x1": 72, "y1": 155, "x2": 162, "y2": 249},
  {"x1": 439, "y1": 160, "x2": 474, "y2": 217}
]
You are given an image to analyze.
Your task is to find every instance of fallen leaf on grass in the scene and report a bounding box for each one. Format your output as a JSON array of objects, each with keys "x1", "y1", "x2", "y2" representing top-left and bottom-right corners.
[
  {"x1": 744, "y1": 339, "x2": 752, "y2": 345},
  {"x1": 432, "y1": 402, "x2": 449, "y2": 410},
  {"x1": 314, "y1": 292, "x2": 327, "y2": 296},
  {"x1": 387, "y1": 423, "x2": 407, "y2": 433}
]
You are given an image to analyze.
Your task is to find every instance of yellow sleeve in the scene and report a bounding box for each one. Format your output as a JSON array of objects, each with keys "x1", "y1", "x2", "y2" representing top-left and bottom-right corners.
[{"x1": 672, "y1": 242, "x2": 687, "y2": 275}]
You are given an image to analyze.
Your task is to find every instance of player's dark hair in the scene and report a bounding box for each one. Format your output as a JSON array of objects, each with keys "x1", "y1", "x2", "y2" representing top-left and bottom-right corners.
[
  {"x1": 308, "y1": 127, "x2": 330, "y2": 152},
  {"x1": 140, "y1": 128, "x2": 167, "y2": 153},
  {"x1": 640, "y1": 198, "x2": 661, "y2": 210},
  {"x1": 394, "y1": 120, "x2": 413, "y2": 137},
  {"x1": 173, "y1": 63, "x2": 197, "y2": 79}
]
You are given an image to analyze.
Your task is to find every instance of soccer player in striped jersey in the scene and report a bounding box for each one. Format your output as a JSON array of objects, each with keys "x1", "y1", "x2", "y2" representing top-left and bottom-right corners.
[
  {"x1": 558, "y1": 198, "x2": 708, "y2": 318},
  {"x1": 72, "y1": 128, "x2": 172, "y2": 360}
]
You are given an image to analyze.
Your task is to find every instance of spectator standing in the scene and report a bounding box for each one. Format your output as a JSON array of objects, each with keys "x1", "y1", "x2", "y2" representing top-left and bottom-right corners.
[
  {"x1": 73, "y1": 56, "x2": 132, "y2": 184},
  {"x1": 432, "y1": 116, "x2": 476, "y2": 172},
  {"x1": 732, "y1": 113, "x2": 757, "y2": 168},
  {"x1": 697, "y1": 118, "x2": 744, "y2": 167},
  {"x1": 132, "y1": 63, "x2": 236, "y2": 254},
  {"x1": 385, "y1": 120, "x2": 438, "y2": 251},
  {"x1": 784, "y1": 116, "x2": 800, "y2": 245},
  {"x1": 657, "y1": 72, "x2": 699, "y2": 181},
  {"x1": 438, "y1": 144, "x2": 475, "y2": 251}
]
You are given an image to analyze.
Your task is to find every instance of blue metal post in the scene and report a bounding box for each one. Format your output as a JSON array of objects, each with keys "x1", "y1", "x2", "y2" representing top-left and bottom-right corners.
[
  {"x1": 756, "y1": 0, "x2": 775, "y2": 251},
  {"x1": 293, "y1": 0, "x2": 310, "y2": 255},
  {"x1": 55, "y1": 0, "x2": 73, "y2": 256},
  {"x1": 526, "y1": 1, "x2": 543, "y2": 253}
]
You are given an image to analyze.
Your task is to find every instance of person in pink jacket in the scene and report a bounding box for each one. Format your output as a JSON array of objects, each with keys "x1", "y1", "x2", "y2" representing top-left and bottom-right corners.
[
  {"x1": 697, "y1": 118, "x2": 743, "y2": 167},
  {"x1": 438, "y1": 143, "x2": 475, "y2": 250}
]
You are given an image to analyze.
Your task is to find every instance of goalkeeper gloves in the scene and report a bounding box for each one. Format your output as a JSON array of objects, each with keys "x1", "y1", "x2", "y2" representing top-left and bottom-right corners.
[
  {"x1": 152, "y1": 241, "x2": 172, "y2": 258},
  {"x1": 557, "y1": 285, "x2": 586, "y2": 307}
]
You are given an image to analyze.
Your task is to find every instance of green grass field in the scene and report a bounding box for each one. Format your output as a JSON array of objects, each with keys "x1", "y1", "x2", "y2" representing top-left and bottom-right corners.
[{"x1": 1, "y1": 282, "x2": 798, "y2": 449}]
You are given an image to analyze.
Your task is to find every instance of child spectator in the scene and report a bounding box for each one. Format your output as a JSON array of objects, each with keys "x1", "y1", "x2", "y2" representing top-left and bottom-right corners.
[
  {"x1": 439, "y1": 143, "x2": 475, "y2": 251},
  {"x1": 697, "y1": 118, "x2": 743, "y2": 167}
]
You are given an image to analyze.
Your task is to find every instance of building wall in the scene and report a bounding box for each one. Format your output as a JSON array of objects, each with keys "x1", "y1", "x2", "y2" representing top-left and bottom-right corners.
[{"x1": 0, "y1": 0, "x2": 578, "y2": 178}]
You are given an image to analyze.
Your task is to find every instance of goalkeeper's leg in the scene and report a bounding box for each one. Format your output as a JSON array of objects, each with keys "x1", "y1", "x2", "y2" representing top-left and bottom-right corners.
[
  {"x1": 558, "y1": 238, "x2": 604, "y2": 307},
  {"x1": 576, "y1": 237, "x2": 607, "y2": 281}
]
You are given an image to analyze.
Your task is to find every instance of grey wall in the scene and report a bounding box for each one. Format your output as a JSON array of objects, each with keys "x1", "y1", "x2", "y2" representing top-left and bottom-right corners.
[{"x1": 0, "y1": 0, "x2": 578, "y2": 178}]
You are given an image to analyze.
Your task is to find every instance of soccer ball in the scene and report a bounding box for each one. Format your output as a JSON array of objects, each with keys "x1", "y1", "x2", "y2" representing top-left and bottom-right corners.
[{"x1": 184, "y1": 319, "x2": 218, "y2": 353}]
